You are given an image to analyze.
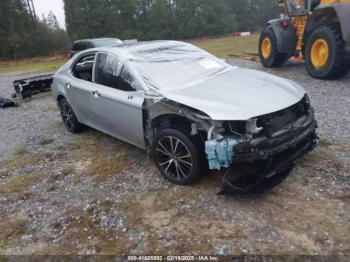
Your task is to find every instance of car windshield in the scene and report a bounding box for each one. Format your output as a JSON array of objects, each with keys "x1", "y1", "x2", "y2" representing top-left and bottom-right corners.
[
  {"x1": 93, "y1": 39, "x2": 123, "y2": 47},
  {"x1": 128, "y1": 43, "x2": 233, "y2": 90}
]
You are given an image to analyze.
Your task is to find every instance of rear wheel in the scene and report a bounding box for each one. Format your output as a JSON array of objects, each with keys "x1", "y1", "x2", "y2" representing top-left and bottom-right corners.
[
  {"x1": 58, "y1": 98, "x2": 83, "y2": 133},
  {"x1": 259, "y1": 26, "x2": 288, "y2": 68},
  {"x1": 152, "y1": 128, "x2": 205, "y2": 185},
  {"x1": 305, "y1": 25, "x2": 350, "y2": 79}
]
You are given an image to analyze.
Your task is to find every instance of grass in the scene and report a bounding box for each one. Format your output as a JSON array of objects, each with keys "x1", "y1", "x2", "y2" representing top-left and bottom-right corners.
[
  {"x1": 0, "y1": 217, "x2": 29, "y2": 247},
  {"x1": 188, "y1": 34, "x2": 259, "y2": 58},
  {"x1": 38, "y1": 138, "x2": 55, "y2": 146},
  {"x1": 0, "y1": 173, "x2": 42, "y2": 194},
  {"x1": 59, "y1": 132, "x2": 134, "y2": 184},
  {"x1": 0, "y1": 58, "x2": 67, "y2": 75},
  {"x1": 0, "y1": 145, "x2": 44, "y2": 172}
]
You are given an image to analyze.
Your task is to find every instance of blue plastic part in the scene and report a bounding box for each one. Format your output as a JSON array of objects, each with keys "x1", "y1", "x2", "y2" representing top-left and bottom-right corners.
[{"x1": 205, "y1": 138, "x2": 239, "y2": 170}]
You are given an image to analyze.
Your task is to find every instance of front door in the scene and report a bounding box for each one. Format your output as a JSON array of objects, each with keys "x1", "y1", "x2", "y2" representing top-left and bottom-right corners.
[{"x1": 90, "y1": 52, "x2": 146, "y2": 149}]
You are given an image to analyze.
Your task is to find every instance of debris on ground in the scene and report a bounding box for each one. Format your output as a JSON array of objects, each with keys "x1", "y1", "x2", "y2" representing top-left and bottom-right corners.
[
  {"x1": 13, "y1": 74, "x2": 53, "y2": 100},
  {"x1": 229, "y1": 52, "x2": 260, "y2": 62},
  {"x1": 0, "y1": 97, "x2": 16, "y2": 109}
]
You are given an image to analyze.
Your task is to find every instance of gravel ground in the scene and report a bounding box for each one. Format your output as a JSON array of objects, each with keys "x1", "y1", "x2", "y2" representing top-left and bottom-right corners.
[{"x1": 0, "y1": 60, "x2": 349, "y2": 256}]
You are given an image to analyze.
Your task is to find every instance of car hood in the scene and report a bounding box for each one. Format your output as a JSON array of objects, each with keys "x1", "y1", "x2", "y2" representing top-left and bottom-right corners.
[{"x1": 160, "y1": 68, "x2": 306, "y2": 121}]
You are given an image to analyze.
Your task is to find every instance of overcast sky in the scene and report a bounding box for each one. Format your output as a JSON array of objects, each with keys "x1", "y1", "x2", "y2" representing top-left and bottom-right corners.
[{"x1": 33, "y1": 0, "x2": 66, "y2": 29}]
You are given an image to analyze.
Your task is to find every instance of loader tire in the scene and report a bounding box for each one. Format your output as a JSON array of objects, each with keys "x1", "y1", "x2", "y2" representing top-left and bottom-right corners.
[
  {"x1": 305, "y1": 25, "x2": 350, "y2": 79},
  {"x1": 259, "y1": 26, "x2": 288, "y2": 68}
]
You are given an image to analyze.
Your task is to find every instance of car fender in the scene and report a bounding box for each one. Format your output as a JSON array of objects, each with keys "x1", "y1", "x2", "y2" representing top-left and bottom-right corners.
[{"x1": 52, "y1": 75, "x2": 73, "y2": 113}]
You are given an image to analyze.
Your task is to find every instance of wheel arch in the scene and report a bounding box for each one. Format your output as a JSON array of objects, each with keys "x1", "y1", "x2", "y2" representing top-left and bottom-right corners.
[
  {"x1": 266, "y1": 19, "x2": 297, "y2": 56},
  {"x1": 57, "y1": 94, "x2": 66, "y2": 102},
  {"x1": 304, "y1": 4, "x2": 350, "y2": 48},
  {"x1": 151, "y1": 113, "x2": 193, "y2": 133}
]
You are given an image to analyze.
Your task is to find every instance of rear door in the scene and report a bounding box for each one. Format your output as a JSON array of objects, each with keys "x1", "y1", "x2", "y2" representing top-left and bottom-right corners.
[
  {"x1": 65, "y1": 53, "x2": 96, "y2": 126},
  {"x1": 90, "y1": 52, "x2": 146, "y2": 149}
]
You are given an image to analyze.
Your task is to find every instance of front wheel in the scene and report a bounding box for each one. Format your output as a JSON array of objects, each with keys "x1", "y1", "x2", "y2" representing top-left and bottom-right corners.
[
  {"x1": 305, "y1": 25, "x2": 350, "y2": 79},
  {"x1": 259, "y1": 26, "x2": 288, "y2": 68},
  {"x1": 152, "y1": 128, "x2": 205, "y2": 185}
]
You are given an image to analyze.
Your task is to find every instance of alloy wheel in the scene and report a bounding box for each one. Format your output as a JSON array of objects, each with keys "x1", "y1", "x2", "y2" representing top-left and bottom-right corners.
[
  {"x1": 60, "y1": 101, "x2": 74, "y2": 130},
  {"x1": 155, "y1": 136, "x2": 194, "y2": 182}
]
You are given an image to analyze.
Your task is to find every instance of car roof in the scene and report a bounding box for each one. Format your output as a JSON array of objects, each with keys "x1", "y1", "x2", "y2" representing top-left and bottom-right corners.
[
  {"x1": 73, "y1": 38, "x2": 122, "y2": 44},
  {"x1": 95, "y1": 40, "x2": 196, "y2": 59}
]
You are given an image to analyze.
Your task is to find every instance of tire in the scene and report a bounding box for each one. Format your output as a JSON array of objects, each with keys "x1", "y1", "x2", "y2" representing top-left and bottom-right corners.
[
  {"x1": 305, "y1": 24, "x2": 350, "y2": 79},
  {"x1": 259, "y1": 26, "x2": 288, "y2": 68},
  {"x1": 152, "y1": 127, "x2": 206, "y2": 185},
  {"x1": 58, "y1": 98, "x2": 83, "y2": 133}
]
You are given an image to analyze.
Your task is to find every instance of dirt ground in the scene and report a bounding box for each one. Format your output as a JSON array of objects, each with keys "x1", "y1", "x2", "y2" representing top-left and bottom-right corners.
[{"x1": 0, "y1": 59, "x2": 349, "y2": 256}]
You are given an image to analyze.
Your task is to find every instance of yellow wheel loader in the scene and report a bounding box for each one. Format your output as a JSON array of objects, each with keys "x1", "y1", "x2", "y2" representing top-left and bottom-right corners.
[{"x1": 259, "y1": 0, "x2": 350, "y2": 79}]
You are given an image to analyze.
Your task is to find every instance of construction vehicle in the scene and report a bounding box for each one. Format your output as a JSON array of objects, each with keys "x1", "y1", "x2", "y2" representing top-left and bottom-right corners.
[{"x1": 259, "y1": 0, "x2": 350, "y2": 79}]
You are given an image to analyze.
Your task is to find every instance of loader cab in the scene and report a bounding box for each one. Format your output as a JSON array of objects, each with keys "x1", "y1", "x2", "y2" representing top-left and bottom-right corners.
[
  {"x1": 261, "y1": 0, "x2": 350, "y2": 80},
  {"x1": 279, "y1": 0, "x2": 320, "y2": 16},
  {"x1": 307, "y1": 0, "x2": 320, "y2": 11}
]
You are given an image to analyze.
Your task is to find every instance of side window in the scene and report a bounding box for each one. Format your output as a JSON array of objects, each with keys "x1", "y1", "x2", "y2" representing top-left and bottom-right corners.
[
  {"x1": 95, "y1": 53, "x2": 135, "y2": 91},
  {"x1": 72, "y1": 54, "x2": 96, "y2": 82}
]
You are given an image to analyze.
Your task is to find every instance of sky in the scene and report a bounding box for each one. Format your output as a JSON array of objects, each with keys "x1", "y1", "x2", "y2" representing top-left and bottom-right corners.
[{"x1": 32, "y1": 0, "x2": 66, "y2": 29}]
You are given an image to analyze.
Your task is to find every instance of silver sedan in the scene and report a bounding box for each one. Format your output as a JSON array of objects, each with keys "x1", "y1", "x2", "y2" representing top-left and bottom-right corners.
[{"x1": 52, "y1": 40, "x2": 318, "y2": 193}]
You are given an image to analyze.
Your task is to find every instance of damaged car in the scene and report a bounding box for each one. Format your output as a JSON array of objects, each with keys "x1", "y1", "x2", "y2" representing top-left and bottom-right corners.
[{"x1": 52, "y1": 40, "x2": 318, "y2": 193}]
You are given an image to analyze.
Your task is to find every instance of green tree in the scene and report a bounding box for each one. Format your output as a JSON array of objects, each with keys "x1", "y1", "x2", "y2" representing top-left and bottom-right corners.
[{"x1": 0, "y1": 0, "x2": 70, "y2": 59}]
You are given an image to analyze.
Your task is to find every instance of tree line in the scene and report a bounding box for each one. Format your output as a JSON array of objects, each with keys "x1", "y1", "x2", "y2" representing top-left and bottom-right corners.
[
  {"x1": 0, "y1": 0, "x2": 279, "y2": 59},
  {"x1": 0, "y1": 0, "x2": 70, "y2": 59},
  {"x1": 64, "y1": 0, "x2": 279, "y2": 41}
]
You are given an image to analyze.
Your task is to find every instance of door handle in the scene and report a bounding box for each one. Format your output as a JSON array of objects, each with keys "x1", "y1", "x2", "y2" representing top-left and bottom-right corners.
[
  {"x1": 128, "y1": 95, "x2": 134, "y2": 100},
  {"x1": 92, "y1": 90, "x2": 101, "y2": 98},
  {"x1": 65, "y1": 83, "x2": 71, "y2": 89}
]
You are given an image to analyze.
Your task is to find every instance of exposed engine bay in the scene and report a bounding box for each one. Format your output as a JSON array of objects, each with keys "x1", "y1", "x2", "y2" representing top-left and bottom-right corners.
[{"x1": 145, "y1": 94, "x2": 318, "y2": 194}]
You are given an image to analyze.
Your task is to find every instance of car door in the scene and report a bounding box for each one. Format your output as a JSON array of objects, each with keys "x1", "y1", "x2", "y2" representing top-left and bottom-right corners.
[
  {"x1": 90, "y1": 52, "x2": 146, "y2": 149},
  {"x1": 65, "y1": 53, "x2": 97, "y2": 126}
]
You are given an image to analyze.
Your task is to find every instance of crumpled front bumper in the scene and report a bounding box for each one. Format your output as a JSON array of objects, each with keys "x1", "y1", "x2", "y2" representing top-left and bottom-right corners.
[
  {"x1": 234, "y1": 114, "x2": 317, "y2": 162},
  {"x1": 219, "y1": 114, "x2": 318, "y2": 194},
  {"x1": 13, "y1": 74, "x2": 53, "y2": 99}
]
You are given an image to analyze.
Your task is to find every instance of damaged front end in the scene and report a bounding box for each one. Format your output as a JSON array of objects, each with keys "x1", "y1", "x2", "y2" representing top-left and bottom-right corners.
[
  {"x1": 204, "y1": 95, "x2": 318, "y2": 194},
  {"x1": 145, "y1": 92, "x2": 317, "y2": 194}
]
